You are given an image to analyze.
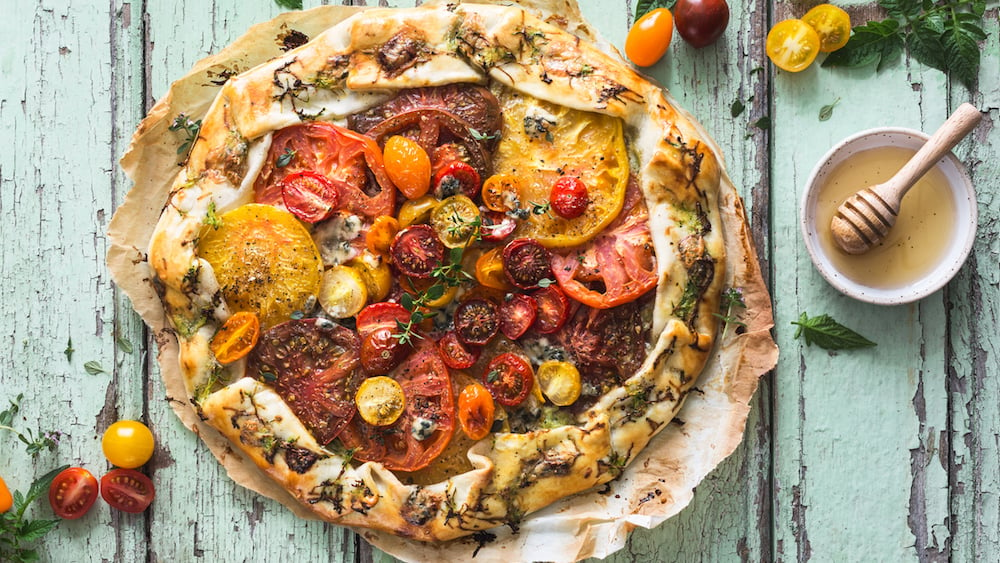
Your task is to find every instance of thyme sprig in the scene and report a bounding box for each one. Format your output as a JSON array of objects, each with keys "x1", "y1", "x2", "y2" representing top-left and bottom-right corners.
[
  {"x1": 168, "y1": 113, "x2": 202, "y2": 161},
  {"x1": 394, "y1": 247, "x2": 472, "y2": 344},
  {"x1": 713, "y1": 287, "x2": 747, "y2": 339},
  {"x1": 0, "y1": 394, "x2": 62, "y2": 457}
]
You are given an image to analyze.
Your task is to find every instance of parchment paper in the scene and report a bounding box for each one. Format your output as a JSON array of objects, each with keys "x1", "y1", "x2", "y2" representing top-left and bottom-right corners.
[{"x1": 107, "y1": 2, "x2": 778, "y2": 561}]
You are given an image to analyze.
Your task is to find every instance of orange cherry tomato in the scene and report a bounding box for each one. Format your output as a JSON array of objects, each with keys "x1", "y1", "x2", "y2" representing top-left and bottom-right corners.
[
  {"x1": 481, "y1": 174, "x2": 521, "y2": 212},
  {"x1": 209, "y1": 311, "x2": 261, "y2": 364},
  {"x1": 625, "y1": 8, "x2": 674, "y2": 67},
  {"x1": 766, "y1": 19, "x2": 821, "y2": 72},
  {"x1": 0, "y1": 475, "x2": 12, "y2": 513},
  {"x1": 366, "y1": 215, "x2": 399, "y2": 255},
  {"x1": 457, "y1": 382, "x2": 496, "y2": 440},
  {"x1": 802, "y1": 4, "x2": 851, "y2": 53},
  {"x1": 383, "y1": 135, "x2": 431, "y2": 200},
  {"x1": 475, "y1": 247, "x2": 513, "y2": 290}
]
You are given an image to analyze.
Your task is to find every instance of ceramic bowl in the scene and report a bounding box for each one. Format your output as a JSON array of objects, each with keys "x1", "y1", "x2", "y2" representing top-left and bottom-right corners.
[{"x1": 800, "y1": 127, "x2": 978, "y2": 305}]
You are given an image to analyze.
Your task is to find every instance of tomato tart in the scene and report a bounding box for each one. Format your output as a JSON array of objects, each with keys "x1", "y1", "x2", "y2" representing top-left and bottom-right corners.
[{"x1": 109, "y1": 0, "x2": 777, "y2": 559}]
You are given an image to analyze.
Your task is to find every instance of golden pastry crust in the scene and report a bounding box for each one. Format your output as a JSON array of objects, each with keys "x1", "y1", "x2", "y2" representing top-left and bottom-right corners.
[{"x1": 145, "y1": 1, "x2": 727, "y2": 543}]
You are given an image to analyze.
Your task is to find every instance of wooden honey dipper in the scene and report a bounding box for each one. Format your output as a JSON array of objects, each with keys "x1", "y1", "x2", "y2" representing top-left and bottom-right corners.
[{"x1": 831, "y1": 103, "x2": 982, "y2": 255}]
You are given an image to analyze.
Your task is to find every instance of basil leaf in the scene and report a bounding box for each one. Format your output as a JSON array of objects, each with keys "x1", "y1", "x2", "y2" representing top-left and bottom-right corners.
[
  {"x1": 792, "y1": 312, "x2": 877, "y2": 350},
  {"x1": 635, "y1": 0, "x2": 675, "y2": 20}
]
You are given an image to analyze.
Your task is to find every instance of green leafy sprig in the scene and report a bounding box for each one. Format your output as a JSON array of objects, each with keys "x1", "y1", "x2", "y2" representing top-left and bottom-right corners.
[
  {"x1": 394, "y1": 247, "x2": 472, "y2": 345},
  {"x1": 0, "y1": 466, "x2": 68, "y2": 562},
  {"x1": 822, "y1": 0, "x2": 987, "y2": 87},
  {"x1": 792, "y1": 312, "x2": 877, "y2": 350},
  {"x1": 168, "y1": 113, "x2": 202, "y2": 161},
  {"x1": 635, "y1": 0, "x2": 678, "y2": 20},
  {"x1": 0, "y1": 395, "x2": 62, "y2": 457},
  {"x1": 713, "y1": 287, "x2": 747, "y2": 339}
]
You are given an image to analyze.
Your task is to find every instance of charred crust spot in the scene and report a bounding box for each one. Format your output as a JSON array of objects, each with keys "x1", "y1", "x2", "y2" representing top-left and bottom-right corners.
[
  {"x1": 277, "y1": 28, "x2": 309, "y2": 52},
  {"x1": 377, "y1": 31, "x2": 426, "y2": 77},
  {"x1": 401, "y1": 488, "x2": 441, "y2": 526},
  {"x1": 284, "y1": 445, "x2": 319, "y2": 473}
]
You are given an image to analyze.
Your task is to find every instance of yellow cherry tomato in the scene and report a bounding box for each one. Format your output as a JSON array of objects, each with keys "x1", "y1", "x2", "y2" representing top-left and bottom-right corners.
[
  {"x1": 397, "y1": 194, "x2": 438, "y2": 228},
  {"x1": 318, "y1": 265, "x2": 368, "y2": 319},
  {"x1": 802, "y1": 4, "x2": 851, "y2": 53},
  {"x1": 383, "y1": 135, "x2": 431, "y2": 200},
  {"x1": 102, "y1": 420, "x2": 155, "y2": 469},
  {"x1": 625, "y1": 8, "x2": 674, "y2": 67},
  {"x1": 474, "y1": 247, "x2": 513, "y2": 290},
  {"x1": 431, "y1": 194, "x2": 481, "y2": 248},
  {"x1": 209, "y1": 311, "x2": 260, "y2": 365},
  {"x1": 348, "y1": 250, "x2": 392, "y2": 303},
  {"x1": 536, "y1": 361, "x2": 582, "y2": 406},
  {"x1": 457, "y1": 382, "x2": 496, "y2": 440},
  {"x1": 355, "y1": 376, "x2": 406, "y2": 426},
  {"x1": 366, "y1": 215, "x2": 399, "y2": 255},
  {"x1": 766, "y1": 19, "x2": 821, "y2": 72},
  {"x1": 0, "y1": 475, "x2": 12, "y2": 513}
]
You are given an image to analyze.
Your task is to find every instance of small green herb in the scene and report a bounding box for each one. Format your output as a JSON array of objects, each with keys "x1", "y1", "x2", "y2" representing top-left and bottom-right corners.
[
  {"x1": 0, "y1": 465, "x2": 68, "y2": 562},
  {"x1": 792, "y1": 312, "x2": 877, "y2": 350},
  {"x1": 116, "y1": 335, "x2": 134, "y2": 354},
  {"x1": 63, "y1": 337, "x2": 74, "y2": 363},
  {"x1": 487, "y1": 369, "x2": 500, "y2": 384},
  {"x1": 204, "y1": 201, "x2": 223, "y2": 230},
  {"x1": 1, "y1": 394, "x2": 62, "y2": 457},
  {"x1": 713, "y1": 287, "x2": 747, "y2": 339},
  {"x1": 469, "y1": 128, "x2": 499, "y2": 142},
  {"x1": 750, "y1": 116, "x2": 771, "y2": 130},
  {"x1": 527, "y1": 200, "x2": 553, "y2": 218},
  {"x1": 276, "y1": 148, "x2": 296, "y2": 168},
  {"x1": 819, "y1": 98, "x2": 841, "y2": 122},
  {"x1": 273, "y1": 0, "x2": 303, "y2": 9},
  {"x1": 731, "y1": 99, "x2": 746, "y2": 118},
  {"x1": 168, "y1": 113, "x2": 202, "y2": 159},
  {"x1": 536, "y1": 278, "x2": 555, "y2": 288},
  {"x1": 84, "y1": 361, "x2": 107, "y2": 376},
  {"x1": 635, "y1": 0, "x2": 677, "y2": 19}
]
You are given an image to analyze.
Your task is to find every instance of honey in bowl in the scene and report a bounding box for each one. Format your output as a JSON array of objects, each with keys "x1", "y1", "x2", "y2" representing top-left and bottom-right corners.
[{"x1": 816, "y1": 146, "x2": 957, "y2": 289}]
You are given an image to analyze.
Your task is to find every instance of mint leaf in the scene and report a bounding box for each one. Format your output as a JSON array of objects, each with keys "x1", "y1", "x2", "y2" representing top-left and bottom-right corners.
[
  {"x1": 822, "y1": 20, "x2": 904, "y2": 70},
  {"x1": 635, "y1": 0, "x2": 676, "y2": 19},
  {"x1": 792, "y1": 312, "x2": 877, "y2": 350}
]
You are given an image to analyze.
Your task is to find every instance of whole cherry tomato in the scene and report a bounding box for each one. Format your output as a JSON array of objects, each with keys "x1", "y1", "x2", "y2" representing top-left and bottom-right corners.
[
  {"x1": 102, "y1": 420, "x2": 156, "y2": 469},
  {"x1": 550, "y1": 177, "x2": 589, "y2": 219},
  {"x1": 457, "y1": 383, "x2": 496, "y2": 440},
  {"x1": 625, "y1": 8, "x2": 675, "y2": 67},
  {"x1": 674, "y1": 0, "x2": 730, "y2": 48},
  {"x1": 383, "y1": 135, "x2": 431, "y2": 200}
]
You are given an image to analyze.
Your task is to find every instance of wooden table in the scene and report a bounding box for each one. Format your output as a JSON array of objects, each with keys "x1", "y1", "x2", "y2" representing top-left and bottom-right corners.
[{"x1": 1, "y1": 0, "x2": 997, "y2": 561}]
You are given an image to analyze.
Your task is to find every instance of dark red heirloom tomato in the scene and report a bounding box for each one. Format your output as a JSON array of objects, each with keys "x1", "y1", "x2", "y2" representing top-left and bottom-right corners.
[
  {"x1": 500, "y1": 293, "x2": 537, "y2": 340},
  {"x1": 454, "y1": 298, "x2": 500, "y2": 345},
  {"x1": 280, "y1": 171, "x2": 341, "y2": 223},
  {"x1": 674, "y1": 0, "x2": 731, "y2": 48},
  {"x1": 550, "y1": 177, "x2": 589, "y2": 219},
  {"x1": 503, "y1": 238, "x2": 553, "y2": 290},
  {"x1": 533, "y1": 285, "x2": 571, "y2": 334},
  {"x1": 433, "y1": 160, "x2": 481, "y2": 200},
  {"x1": 101, "y1": 469, "x2": 155, "y2": 514},
  {"x1": 483, "y1": 353, "x2": 534, "y2": 407},
  {"x1": 391, "y1": 224, "x2": 446, "y2": 279},
  {"x1": 49, "y1": 467, "x2": 98, "y2": 520},
  {"x1": 438, "y1": 331, "x2": 481, "y2": 369}
]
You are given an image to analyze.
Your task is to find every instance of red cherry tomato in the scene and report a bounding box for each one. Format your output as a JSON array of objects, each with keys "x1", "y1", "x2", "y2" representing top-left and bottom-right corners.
[
  {"x1": 454, "y1": 298, "x2": 500, "y2": 345},
  {"x1": 438, "y1": 331, "x2": 481, "y2": 369},
  {"x1": 502, "y1": 238, "x2": 553, "y2": 290},
  {"x1": 626, "y1": 8, "x2": 675, "y2": 67},
  {"x1": 100, "y1": 469, "x2": 154, "y2": 513},
  {"x1": 279, "y1": 171, "x2": 341, "y2": 223},
  {"x1": 533, "y1": 285, "x2": 571, "y2": 334},
  {"x1": 361, "y1": 327, "x2": 410, "y2": 374},
  {"x1": 674, "y1": 0, "x2": 730, "y2": 48},
  {"x1": 49, "y1": 467, "x2": 98, "y2": 520},
  {"x1": 391, "y1": 224, "x2": 446, "y2": 279},
  {"x1": 550, "y1": 177, "x2": 589, "y2": 219},
  {"x1": 484, "y1": 353, "x2": 534, "y2": 407},
  {"x1": 433, "y1": 160, "x2": 481, "y2": 200},
  {"x1": 500, "y1": 293, "x2": 537, "y2": 340},
  {"x1": 480, "y1": 210, "x2": 517, "y2": 243},
  {"x1": 356, "y1": 302, "x2": 411, "y2": 338}
]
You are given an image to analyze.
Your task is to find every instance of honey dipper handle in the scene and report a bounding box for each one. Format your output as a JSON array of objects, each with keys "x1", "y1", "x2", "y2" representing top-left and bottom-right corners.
[{"x1": 878, "y1": 103, "x2": 982, "y2": 202}]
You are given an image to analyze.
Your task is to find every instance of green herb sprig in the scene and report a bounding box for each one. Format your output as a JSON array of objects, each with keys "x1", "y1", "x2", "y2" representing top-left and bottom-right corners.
[
  {"x1": 822, "y1": 0, "x2": 986, "y2": 87},
  {"x1": 394, "y1": 247, "x2": 472, "y2": 344},
  {"x1": 0, "y1": 395, "x2": 61, "y2": 457},
  {"x1": 168, "y1": 113, "x2": 202, "y2": 160},
  {"x1": 273, "y1": 0, "x2": 303, "y2": 9},
  {"x1": 0, "y1": 466, "x2": 69, "y2": 562},
  {"x1": 713, "y1": 287, "x2": 747, "y2": 339},
  {"x1": 792, "y1": 312, "x2": 877, "y2": 350}
]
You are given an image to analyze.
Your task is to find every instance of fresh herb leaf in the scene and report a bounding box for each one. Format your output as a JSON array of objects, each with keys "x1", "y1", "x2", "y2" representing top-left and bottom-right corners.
[
  {"x1": 83, "y1": 361, "x2": 107, "y2": 375},
  {"x1": 713, "y1": 287, "x2": 747, "y2": 339},
  {"x1": 275, "y1": 148, "x2": 296, "y2": 168},
  {"x1": 203, "y1": 201, "x2": 223, "y2": 230},
  {"x1": 791, "y1": 312, "x2": 877, "y2": 350},
  {"x1": 63, "y1": 338, "x2": 74, "y2": 363},
  {"x1": 469, "y1": 128, "x2": 499, "y2": 142},
  {"x1": 116, "y1": 335, "x2": 134, "y2": 354},
  {"x1": 0, "y1": 466, "x2": 67, "y2": 562},
  {"x1": 168, "y1": 113, "x2": 202, "y2": 161},
  {"x1": 635, "y1": 0, "x2": 677, "y2": 19},
  {"x1": 819, "y1": 98, "x2": 841, "y2": 121},
  {"x1": 731, "y1": 99, "x2": 746, "y2": 118},
  {"x1": 273, "y1": 0, "x2": 303, "y2": 9},
  {"x1": 537, "y1": 278, "x2": 555, "y2": 288},
  {"x1": 750, "y1": 116, "x2": 771, "y2": 130},
  {"x1": 1, "y1": 395, "x2": 61, "y2": 457}
]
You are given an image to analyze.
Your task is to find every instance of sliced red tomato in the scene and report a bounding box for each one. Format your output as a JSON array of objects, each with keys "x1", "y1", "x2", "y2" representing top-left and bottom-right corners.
[
  {"x1": 483, "y1": 353, "x2": 534, "y2": 407},
  {"x1": 500, "y1": 293, "x2": 537, "y2": 340},
  {"x1": 339, "y1": 343, "x2": 454, "y2": 472},
  {"x1": 254, "y1": 121, "x2": 395, "y2": 219},
  {"x1": 356, "y1": 302, "x2": 411, "y2": 338},
  {"x1": 503, "y1": 238, "x2": 553, "y2": 289},
  {"x1": 247, "y1": 319, "x2": 362, "y2": 444},
  {"x1": 49, "y1": 467, "x2": 98, "y2": 519},
  {"x1": 361, "y1": 327, "x2": 410, "y2": 375},
  {"x1": 279, "y1": 171, "x2": 341, "y2": 223},
  {"x1": 454, "y1": 298, "x2": 500, "y2": 345},
  {"x1": 433, "y1": 160, "x2": 481, "y2": 200},
  {"x1": 391, "y1": 225, "x2": 446, "y2": 279},
  {"x1": 438, "y1": 331, "x2": 481, "y2": 369},
  {"x1": 100, "y1": 469, "x2": 154, "y2": 514},
  {"x1": 550, "y1": 176, "x2": 589, "y2": 219},
  {"x1": 533, "y1": 285, "x2": 571, "y2": 334},
  {"x1": 551, "y1": 185, "x2": 657, "y2": 309},
  {"x1": 480, "y1": 210, "x2": 517, "y2": 243}
]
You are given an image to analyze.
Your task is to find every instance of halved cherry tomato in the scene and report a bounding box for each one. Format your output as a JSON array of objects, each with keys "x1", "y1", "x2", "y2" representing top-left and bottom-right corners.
[
  {"x1": 674, "y1": 0, "x2": 730, "y2": 48},
  {"x1": 454, "y1": 298, "x2": 500, "y2": 345},
  {"x1": 475, "y1": 247, "x2": 513, "y2": 290},
  {"x1": 430, "y1": 194, "x2": 481, "y2": 248},
  {"x1": 480, "y1": 210, "x2": 517, "y2": 243},
  {"x1": 503, "y1": 238, "x2": 553, "y2": 289},
  {"x1": 356, "y1": 302, "x2": 411, "y2": 338},
  {"x1": 533, "y1": 285, "x2": 571, "y2": 334},
  {"x1": 391, "y1": 225, "x2": 445, "y2": 279},
  {"x1": 433, "y1": 160, "x2": 481, "y2": 200},
  {"x1": 500, "y1": 293, "x2": 537, "y2": 340},
  {"x1": 481, "y1": 174, "x2": 521, "y2": 212},
  {"x1": 766, "y1": 19, "x2": 821, "y2": 72},
  {"x1": 626, "y1": 7, "x2": 674, "y2": 67},
  {"x1": 438, "y1": 331, "x2": 481, "y2": 369},
  {"x1": 210, "y1": 311, "x2": 261, "y2": 365},
  {"x1": 0, "y1": 475, "x2": 12, "y2": 513},
  {"x1": 802, "y1": 4, "x2": 851, "y2": 52},
  {"x1": 49, "y1": 467, "x2": 98, "y2": 519},
  {"x1": 100, "y1": 469, "x2": 154, "y2": 514},
  {"x1": 355, "y1": 376, "x2": 406, "y2": 426},
  {"x1": 383, "y1": 135, "x2": 432, "y2": 200},
  {"x1": 348, "y1": 250, "x2": 392, "y2": 303},
  {"x1": 457, "y1": 382, "x2": 495, "y2": 440},
  {"x1": 550, "y1": 177, "x2": 589, "y2": 219},
  {"x1": 102, "y1": 420, "x2": 155, "y2": 469},
  {"x1": 397, "y1": 194, "x2": 438, "y2": 228},
  {"x1": 279, "y1": 171, "x2": 341, "y2": 223},
  {"x1": 317, "y1": 265, "x2": 368, "y2": 319},
  {"x1": 535, "y1": 360, "x2": 582, "y2": 406},
  {"x1": 361, "y1": 327, "x2": 410, "y2": 375},
  {"x1": 366, "y1": 215, "x2": 400, "y2": 255},
  {"x1": 484, "y1": 353, "x2": 534, "y2": 407},
  {"x1": 339, "y1": 343, "x2": 454, "y2": 472}
]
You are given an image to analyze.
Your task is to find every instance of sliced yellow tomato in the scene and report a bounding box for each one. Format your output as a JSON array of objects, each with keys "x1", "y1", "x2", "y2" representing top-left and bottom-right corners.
[
  {"x1": 766, "y1": 19, "x2": 821, "y2": 72},
  {"x1": 802, "y1": 4, "x2": 851, "y2": 53},
  {"x1": 536, "y1": 360, "x2": 582, "y2": 406},
  {"x1": 318, "y1": 265, "x2": 368, "y2": 319},
  {"x1": 493, "y1": 93, "x2": 629, "y2": 248},
  {"x1": 355, "y1": 376, "x2": 406, "y2": 426},
  {"x1": 198, "y1": 204, "x2": 321, "y2": 329},
  {"x1": 431, "y1": 194, "x2": 481, "y2": 248},
  {"x1": 209, "y1": 311, "x2": 260, "y2": 364}
]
